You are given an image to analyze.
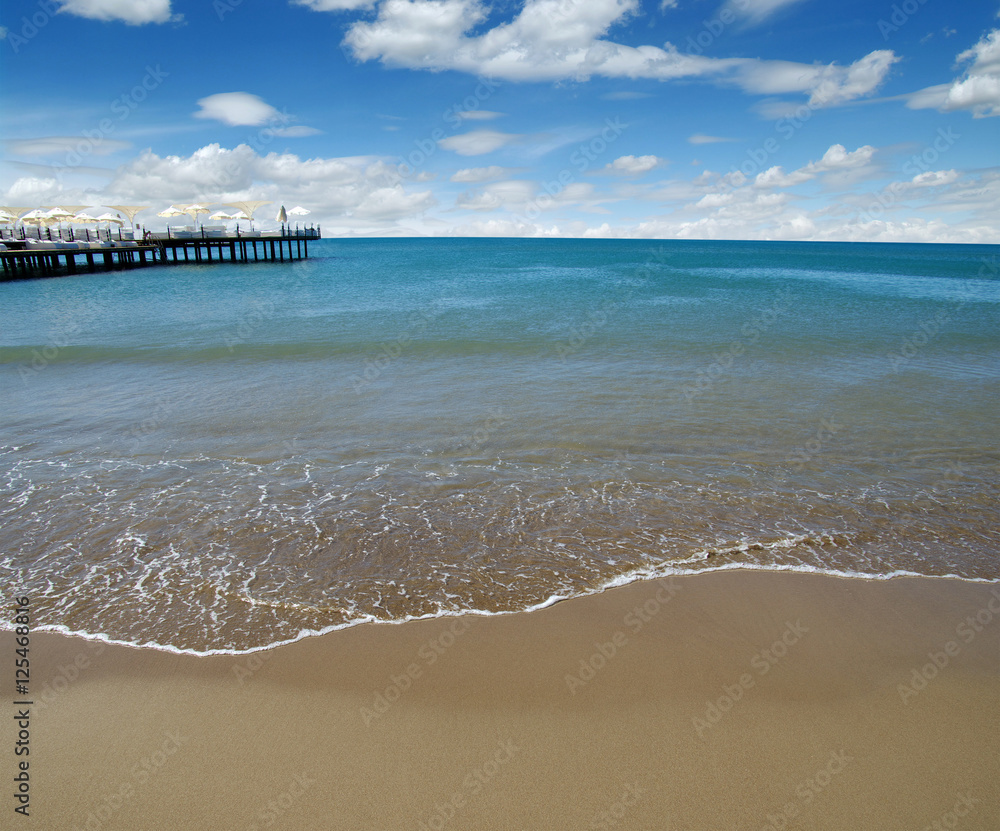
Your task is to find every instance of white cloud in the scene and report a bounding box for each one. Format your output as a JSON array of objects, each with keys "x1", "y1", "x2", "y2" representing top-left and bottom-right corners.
[
  {"x1": 688, "y1": 133, "x2": 738, "y2": 144},
  {"x1": 344, "y1": 0, "x2": 486, "y2": 66},
  {"x1": 338, "y1": 0, "x2": 895, "y2": 108},
  {"x1": 353, "y1": 186, "x2": 435, "y2": 219},
  {"x1": 602, "y1": 154, "x2": 664, "y2": 175},
  {"x1": 17, "y1": 143, "x2": 437, "y2": 231},
  {"x1": 753, "y1": 144, "x2": 876, "y2": 188},
  {"x1": 456, "y1": 180, "x2": 536, "y2": 211},
  {"x1": 908, "y1": 169, "x2": 959, "y2": 188},
  {"x1": 753, "y1": 166, "x2": 812, "y2": 188},
  {"x1": 736, "y1": 50, "x2": 899, "y2": 107},
  {"x1": 194, "y1": 93, "x2": 283, "y2": 127},
  {"x1": 695, "y1": 192, "x2": 735, "y2": 208},
  {"x1": 808, "y1": 143, "x2": 876, "y2": 171},
  {"x1": 940, "y1": 74, "x2": 1000, "y2": 116},
  {"x1": 438, "y1": 129, "x2": 521, "y2": 155},
  {"x1": 451, "y1": 165, "x2": 518, "y2": 182},
  {"x1": 6, "y1": 136, "x2": 131, "y2": 157},
  {"x1": 55, "y1": 0, "x2": 179, "y2": 25},
  {"x1": 907, "y1": 29, "x2": 1000, "y2": 117},
  {"x1": 3, "y1": 177, "x2": 63, "y2": 204},
  {"x1": 442, "y1": 217, "x2": 552, "y2": 237}
]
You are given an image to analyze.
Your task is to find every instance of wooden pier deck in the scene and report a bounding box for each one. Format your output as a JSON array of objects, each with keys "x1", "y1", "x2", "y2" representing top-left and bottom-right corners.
[{"x1": 0, "y1": 227, "x2": 321, "y2": 281}]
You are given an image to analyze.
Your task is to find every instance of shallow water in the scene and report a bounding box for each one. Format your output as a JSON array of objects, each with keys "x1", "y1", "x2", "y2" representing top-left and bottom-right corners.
[{"x1": 2, "y1": 238, "x2": 998, "y2": 652}]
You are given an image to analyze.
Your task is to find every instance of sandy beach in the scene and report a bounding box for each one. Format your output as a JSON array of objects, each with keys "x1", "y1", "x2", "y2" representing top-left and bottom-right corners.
[{"x1": 3, "y1": 569, "x2": 997, "y2": 830}]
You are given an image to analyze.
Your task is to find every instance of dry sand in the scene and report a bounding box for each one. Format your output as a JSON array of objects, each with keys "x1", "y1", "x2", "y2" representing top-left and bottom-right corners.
[{"x1": 4, "y1": 569, "x2": 998, "y2": 830}]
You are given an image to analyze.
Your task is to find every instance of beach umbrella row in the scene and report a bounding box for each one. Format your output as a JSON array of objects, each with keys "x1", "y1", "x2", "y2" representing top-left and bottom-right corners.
[
  {"x1": 155, "y1": 201, "x2": 297, "y2": 230},
  {"x1": 0, "y1": 206, "x2": 145, "y2": 227},
  {"x1": 158, "y1": 204, "x2": 211, "y2": 223},
  {"x1": 15, "y1": 201, "x2": 314, "y2": 231},
  {"x1": 156, "y1": 202, "x2": 311, "y2": 225}
]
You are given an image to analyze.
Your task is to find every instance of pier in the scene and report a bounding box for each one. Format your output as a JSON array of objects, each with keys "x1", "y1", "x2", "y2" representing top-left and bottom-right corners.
[{"x1": 0, "y1": 226, "x2": 321, "y2": 281}]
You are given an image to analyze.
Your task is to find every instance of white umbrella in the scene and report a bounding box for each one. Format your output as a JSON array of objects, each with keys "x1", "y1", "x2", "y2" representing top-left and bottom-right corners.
[
  {"x1": 179, "y1": 204, "x2": 212, "y2": 225},
  {"x1": 288, "y1": 206, "x2": 310, "y2": 217},
  {"x1": 0, "y1": 209, "x2": 16, "y2": 223},
  {"x1": 20, "y1": 209, "x2": 53, "y2": 239},
  {"x1": 106, "y1": 205, "x2": 148, "y2": 227},
  {"x1": 158, "y1": 207, "x2": 187, "y2": 219},
  {"x1": 97, "y1": 212, "x2": 124, "y2": 225},
  {"x1": 276, "y1": 205, "x2": 287, "y2": 224},
  {"x1": 1, "y1": 207, "x2": 36, "y2": 236},
  {"x1": 227, "y1": 210, "x2": 249, "y2": 231},
  {"x1": 43, "y1": 207, "x2": 77, "y2": 228},
  {"x1": 209, "y1": 211, "x2": 234, "y2": 221},
  {"x1": 224, "y1": 201, "x2": 270, "y2": 231},
  {"x1": 71, "y1": 212, "x2": 101, "y2": 240},
  {"x1": 0, "y1": 207, "x2": 33, "y2": 221}
]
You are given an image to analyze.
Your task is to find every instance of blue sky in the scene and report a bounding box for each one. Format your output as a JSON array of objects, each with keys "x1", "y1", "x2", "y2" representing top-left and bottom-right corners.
[{"x1": 1, "y1": 0, "x2": 998, "y2": 240}]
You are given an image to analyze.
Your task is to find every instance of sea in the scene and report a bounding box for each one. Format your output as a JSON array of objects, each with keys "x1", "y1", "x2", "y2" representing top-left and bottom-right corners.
[{"x1": 1, "y1": 238, "x2": 998, "y2": 654}]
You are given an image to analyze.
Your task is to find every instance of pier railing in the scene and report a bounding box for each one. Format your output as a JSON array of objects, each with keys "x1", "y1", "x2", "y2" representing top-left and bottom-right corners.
[
  {"x1": 1, "y1": 226, "x2": 137, "y2": 243},
  {"x1": 1, "y1": 226, "x2": 321, "y2": 280},
  {"x1": 1, "y1": 224, "x2": 321, "y2": 243},
  {"x1": 150, "y1": 225, "x2": 321, "y2": 241}
]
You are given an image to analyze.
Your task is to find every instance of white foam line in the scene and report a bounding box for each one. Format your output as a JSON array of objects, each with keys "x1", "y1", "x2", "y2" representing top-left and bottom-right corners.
[{"x1": 5, "y1": 564, "x2": 997, "y2": 658}]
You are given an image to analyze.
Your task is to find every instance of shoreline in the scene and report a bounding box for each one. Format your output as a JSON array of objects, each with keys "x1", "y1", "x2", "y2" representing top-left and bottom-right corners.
[
  {"x1": 9, "y1": 563, "x2": 999, "y2": 657},
  {"x1": 4, "y1": 568, "x2": 998, "y2": 829}
]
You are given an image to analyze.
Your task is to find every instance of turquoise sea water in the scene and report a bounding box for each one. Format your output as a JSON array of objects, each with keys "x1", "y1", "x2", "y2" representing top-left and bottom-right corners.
[{"x1": 2, "y1": 238, "x2": 998, "y2": 652}]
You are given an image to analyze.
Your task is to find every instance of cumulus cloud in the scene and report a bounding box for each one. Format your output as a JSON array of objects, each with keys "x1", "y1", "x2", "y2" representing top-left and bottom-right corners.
[
  {"x1": 55, "y1": 0, "x2": 179, "y2": 25},
  {"x1": 753, "y1": 166, "x2": 812, "y2": 188},
  {"x1": 908, "y1": 169, "x2": 959, "y2": 187},
  {"x1": 753, "y1": 144, "x2": 876, "y2": 188},
  {"x1": 907, "y1": 29, "x2": 1000, "y2": 117},
  {"x1": 2, "y1": 176, "x2": 64, "y2": 204},
  {"x1": 601, "y1": 154, "x2": 664, "y2": 175},
  {"x1": 809, "y1": 143, "x2": 876, "y2": 171},
  {"x1": 34, "y1": 143, "x2": 436, "y2": 230},
  {"x1": 334, "y1": 0, "x2": 895, "y2": 108},
  {"x1": 194, "y1": 93, "x2": 284, "y2": 127},
  {"x1": 438, "y1": 129, "x2": 521, "y2": 155}
]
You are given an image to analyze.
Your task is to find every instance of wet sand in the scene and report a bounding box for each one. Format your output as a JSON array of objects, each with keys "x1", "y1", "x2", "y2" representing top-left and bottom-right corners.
[{"x1": 4, "y1": 569, "x2": 999, "y2": 830}]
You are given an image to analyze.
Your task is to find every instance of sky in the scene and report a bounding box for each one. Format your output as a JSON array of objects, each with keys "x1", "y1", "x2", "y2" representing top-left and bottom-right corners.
[{"x1": 0, "y1": 0, "x2": 998, "y2": 241}]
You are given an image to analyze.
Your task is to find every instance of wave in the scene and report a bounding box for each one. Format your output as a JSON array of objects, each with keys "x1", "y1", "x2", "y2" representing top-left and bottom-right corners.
[{"x1": 7, "y1": 562, "x2": 997, "y2": 658}]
